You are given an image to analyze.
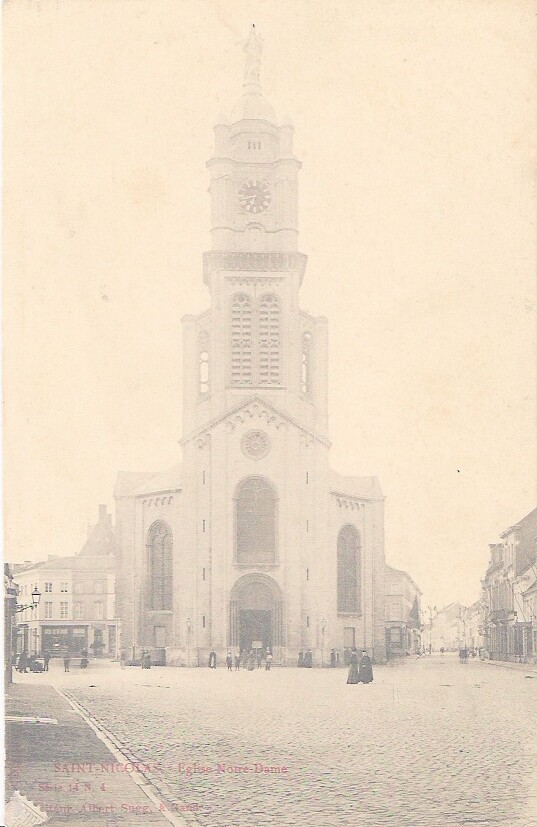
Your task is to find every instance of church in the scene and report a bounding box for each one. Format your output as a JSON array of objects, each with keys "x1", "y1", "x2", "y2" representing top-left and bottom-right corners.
[{"x1": 115, "y1": 29, "x2": 387, "y2": 666}]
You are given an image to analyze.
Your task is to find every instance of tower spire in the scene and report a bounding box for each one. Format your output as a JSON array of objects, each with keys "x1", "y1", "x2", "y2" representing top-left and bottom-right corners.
[{"x1": 243, "y1": 24, "x2": 263, "y2": 93}]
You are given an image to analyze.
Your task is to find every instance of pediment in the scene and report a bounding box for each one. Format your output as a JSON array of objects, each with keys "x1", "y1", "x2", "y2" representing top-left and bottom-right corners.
[{"x1": 180, "y1": 395, "x2": 329, "y2": 448}]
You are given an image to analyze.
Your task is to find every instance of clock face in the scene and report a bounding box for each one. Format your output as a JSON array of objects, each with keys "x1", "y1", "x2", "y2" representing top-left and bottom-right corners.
[{"x1": 238, "y1": 180, "x2": 271, "y2": 213}]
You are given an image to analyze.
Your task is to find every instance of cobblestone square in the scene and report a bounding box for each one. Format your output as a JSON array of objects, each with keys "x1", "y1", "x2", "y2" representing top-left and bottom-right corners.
[{"x1": 16, "y1": 655, "x2": 537, "y2": 827}]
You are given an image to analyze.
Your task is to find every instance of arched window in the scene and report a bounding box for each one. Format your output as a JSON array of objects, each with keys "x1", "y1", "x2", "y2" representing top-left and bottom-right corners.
[
  {"x1": 337, "y1": 524, "x2": 361, "y2": 613},
  {"x1": 258, "y1": 294, "x2": 280, "y2": 385},
  {"x1": 301, "y1": 331, "x2": 312, "y2": 396},
  {"x1": 147, "y1": 522, "x2": 173, "y2": 611},
  {"x1": 199, "y1": 331, "x2": 209, "y2": 395},
  {"x1": 230, "y1": 294, "x2": 253, "y2": 385},
  {"x1": 235, "y1": 477, "x2": 276, "y2": 566}
]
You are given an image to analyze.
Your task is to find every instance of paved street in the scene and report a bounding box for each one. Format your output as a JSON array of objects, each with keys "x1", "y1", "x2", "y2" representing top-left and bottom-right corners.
[{"x1": 14, "y1": 655, "x2": 537, "y2": 827}]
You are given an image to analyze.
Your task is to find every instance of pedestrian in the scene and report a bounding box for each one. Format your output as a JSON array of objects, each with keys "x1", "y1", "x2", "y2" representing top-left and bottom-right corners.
[
  {"x1": 141, "y1": 651, "x2": 151, "y2": 669},
  {"x1": 346, "y1": 648, "x2": 359, "y2": 684},
  {"x1": 247, "y1": 650, "x2": 255, "y2": 671},
  {"x1": 234, "y1": 651, "x2": 241, "y2": 670},
  {"x1": 297, "y1": 651, "x2": 304, "y2": 668},
  {"x1": 358, "y1": 650, "x2": 373, "y2": 684},
  {"x1": 330, "y1": 649, "x2": 336, "y2": 668},
  {"x1": 63, "y1": 655, "x2": 70, "y2": 673},
  {"x1": 265, "y1": 651, "x2": 273, "y2": 671},
  {"x1": 43, "y1": 651, "x2": 50, "y2": 672},
  {"x1": 120, "y1": 649, "x2": 126, "y2": 669},
  {"x1": 17, "y1": 652, "x2": 28, "y2": 673},
  {"x1": 226, "y1": 651, "x2": 233, "y2": 671},
  {"x1": 208, "y1": 650, "x2": 217, "y2": 669}
]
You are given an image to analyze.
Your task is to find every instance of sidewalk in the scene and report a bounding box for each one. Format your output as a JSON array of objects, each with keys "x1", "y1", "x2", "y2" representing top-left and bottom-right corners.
[
  {"x1": 482, "y1": 658, "x2": 537, "y2": 674},
  {"x1": 5, "y1": 683, "x2": 187, "y2": 826}
]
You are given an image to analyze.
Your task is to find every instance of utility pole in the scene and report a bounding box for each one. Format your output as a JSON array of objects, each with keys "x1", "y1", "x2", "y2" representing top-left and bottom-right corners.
[{"x1": 427, "y1": 605, "x2": 436, "y2": 653}]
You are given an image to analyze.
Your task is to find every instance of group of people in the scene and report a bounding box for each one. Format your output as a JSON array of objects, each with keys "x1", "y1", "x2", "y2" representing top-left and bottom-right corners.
[
  {"x1": 15, "y1": 649, "x2": 92, "y2": 673},
  {"x1": 346, "y1": 648, "x2": 374, "y2": 685},
  {"x1": 208, "y1": 649, "x2": 274, "y2": 671},
  {"x1": 16, "y1": 650, "x2": 51, "y2": 673}
]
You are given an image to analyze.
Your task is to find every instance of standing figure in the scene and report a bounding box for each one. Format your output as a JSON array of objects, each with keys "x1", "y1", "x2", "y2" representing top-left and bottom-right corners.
[
  {"x1": 63, "y1": 655, "x2": 70, "y2": 673},
  {"x1": 208, "y1": 650, "x2": 217, "y2": 669},
  {"x1": 297, "y1": 651, "x2": 304, "y2": 668},
  {"x1": 265, "y1": 651, "x2": 273, "y2": 670},
  {"x1": 346, "y1": 648, "x2": 359, "y2": 684},
  {"x1": 358, "y1": 650, "x2": 373, "y2": 684},
  {"x1": 330, "y1": 649, "x2": 336, "y2": 668},
  {"x1": 226, "y1": 652, "x2": 233, "y2": 671},
  {"x1": 43, "y1": 651, "x2": 50, "y2": 672},
  {"x1": 247, "y1": 650, "x2": 255, "y2": 671},
  {"x1": 234, "y1": 651, "x2": 241, "y2": 670},
  {"x1": 17, "y1": 652, "x2": 28, "y2": 673}
]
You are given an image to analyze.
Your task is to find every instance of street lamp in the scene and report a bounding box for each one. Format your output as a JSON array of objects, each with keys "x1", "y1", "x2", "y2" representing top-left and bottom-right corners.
[
  {"x1": 321, "y1": 617, "x2": 326, "y2": 668},
  {"x1": 13, "y1": 587, "x2": 41, "y2": 614}
]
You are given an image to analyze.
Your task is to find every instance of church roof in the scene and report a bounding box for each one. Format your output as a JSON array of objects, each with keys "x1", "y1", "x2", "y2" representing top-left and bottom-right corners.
[
  {"x1": 114, "y1": 471, "x2": 158, "y2": 497},
  {"x1": 114, "y1": 465, "x2": 182, "y2": 499},
  {"x1": 329, "y1": 470, "x2": 383, "y2": 501},
  {"x1": 132, "y1": 463, "x2": 182, "y2": 496}
]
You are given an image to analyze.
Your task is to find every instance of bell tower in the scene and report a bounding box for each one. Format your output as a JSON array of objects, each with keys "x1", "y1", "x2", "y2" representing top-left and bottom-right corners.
[
  {"x1": 182, "y1": 27, "x2": 328, "y2": 438},
  {"x1": 207, "y1": 26, "x2": 300, "y2": 253}
]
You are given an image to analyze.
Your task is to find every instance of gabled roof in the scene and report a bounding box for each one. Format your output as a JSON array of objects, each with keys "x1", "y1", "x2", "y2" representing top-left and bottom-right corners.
[
  {"x1": 13, "y1": 554, "x2": 115, "y2": 573},
  {"x1": 79, "y1": 506, "x2": 116, "y2": 556},
  {"x1": 133, "y1": 463, "x2": 182, "y2": 496},
  {"x1": 115, "y1": 471, "x2": 158, "y2": 498},
  {"x1": 179, "y1": 394, "x2": 331, "y2": 448},
  {"x1": 385, "y1": 564, "x2": 422, "y2": 596}
]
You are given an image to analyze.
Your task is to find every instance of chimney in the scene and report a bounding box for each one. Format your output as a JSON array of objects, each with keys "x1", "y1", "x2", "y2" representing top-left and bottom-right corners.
[{"x1": 99, "y1": 504, "x2": 107, "y2": 522}]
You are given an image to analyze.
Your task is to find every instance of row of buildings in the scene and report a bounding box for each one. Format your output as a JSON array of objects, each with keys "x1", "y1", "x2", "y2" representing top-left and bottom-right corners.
[
  {"x1": 481, "y1": 507, "x2": 537, "y2": 663},
  {"x1": 9, "y1": 506, "x2": 118, "y2": 659},
  {"x1": 422, "y1": 601, "x2": 483, "y2": 653},
  {"x1": 423, "y1": 506, "x2": 537, "y2": 664}
]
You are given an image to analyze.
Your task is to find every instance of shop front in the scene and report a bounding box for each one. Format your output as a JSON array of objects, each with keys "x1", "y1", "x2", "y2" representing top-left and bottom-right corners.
[{"x1": 42, "y1": 625, "x2": 88, "y2": 656}]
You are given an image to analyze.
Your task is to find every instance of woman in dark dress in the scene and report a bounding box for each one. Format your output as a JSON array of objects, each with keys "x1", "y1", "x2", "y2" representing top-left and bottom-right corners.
[
  {"x1": 346, "y1": 648, "x2": 359, "y2": 684},
  {"x1": 358, "y1": 650, "x2": 373, "y2": 683}
]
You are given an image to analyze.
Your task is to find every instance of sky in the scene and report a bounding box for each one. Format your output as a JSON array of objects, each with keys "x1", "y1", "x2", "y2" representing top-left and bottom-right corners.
[{"x1": 4, "y1": 0, "x2": 536, "y2": 609}]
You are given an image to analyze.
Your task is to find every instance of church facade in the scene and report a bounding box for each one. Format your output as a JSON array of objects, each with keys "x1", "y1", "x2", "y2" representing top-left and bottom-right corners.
[{"x1": 115, "y1": 31, "x2": 386, "y2": 666}]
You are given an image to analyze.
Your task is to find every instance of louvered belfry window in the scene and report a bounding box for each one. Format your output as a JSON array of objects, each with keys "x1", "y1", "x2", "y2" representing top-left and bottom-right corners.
[
  {"x1": 231, "y1": 294, "x2": 253, "y2": 385},
  {"x1": 258, "y1": 294, "x2": 280, "y2": 385},
  {"x1": 230, "y1": 293, "x2": 280, "y2": 386}
]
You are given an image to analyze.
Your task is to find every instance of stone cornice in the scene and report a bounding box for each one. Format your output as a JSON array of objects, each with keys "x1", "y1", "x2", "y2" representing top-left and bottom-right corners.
[
  {"x1": 330, "y1": 490, "x2": 385, "y2": 506},
  {"x1": 203, "y1": 251, "x2": 307, "y2": 286}
]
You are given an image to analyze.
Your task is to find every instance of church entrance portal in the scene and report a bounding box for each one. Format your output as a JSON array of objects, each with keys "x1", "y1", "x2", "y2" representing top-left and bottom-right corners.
[
  {"x1": 239, "y1": 609, "x2": 272, "y2": 652},
  {"x1": 230, "y1": 575, "x2": 283, "y2": 653}
]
